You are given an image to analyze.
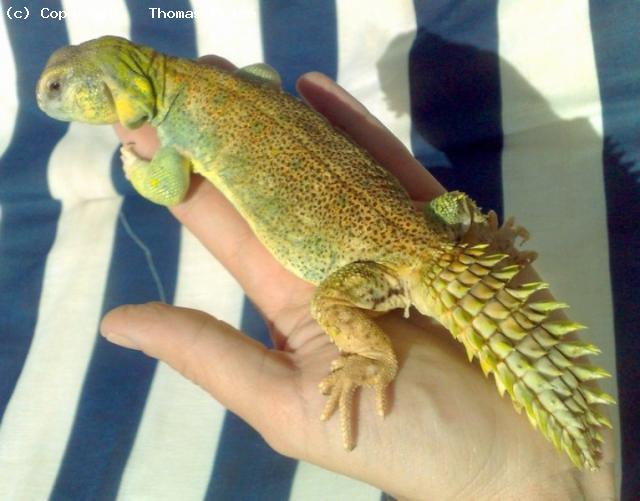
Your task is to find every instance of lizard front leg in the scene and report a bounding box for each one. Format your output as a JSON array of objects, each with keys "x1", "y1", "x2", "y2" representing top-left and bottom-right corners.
[
  {"x1": 311, "y1": 261, "x2": 410, "y2": 450},
  {"x1": 121, "y1": 143, "x2": 191, "y2": 206}
]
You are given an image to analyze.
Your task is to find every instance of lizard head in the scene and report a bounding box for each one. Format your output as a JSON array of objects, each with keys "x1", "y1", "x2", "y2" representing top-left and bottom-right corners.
[{"x1": 37, "y1": 36, "x2": 157, "y2": 129}]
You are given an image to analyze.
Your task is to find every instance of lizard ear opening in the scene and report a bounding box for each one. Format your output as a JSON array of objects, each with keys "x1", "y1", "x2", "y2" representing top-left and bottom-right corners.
[{"x1": 105, "y1": 73, "x2": 155, "y2": 129}]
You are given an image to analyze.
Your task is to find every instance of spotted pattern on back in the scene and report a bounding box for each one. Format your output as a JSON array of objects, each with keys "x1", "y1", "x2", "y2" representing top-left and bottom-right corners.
[{"x1": 156, "y1": 56, "x2": 441, "y2": 283}]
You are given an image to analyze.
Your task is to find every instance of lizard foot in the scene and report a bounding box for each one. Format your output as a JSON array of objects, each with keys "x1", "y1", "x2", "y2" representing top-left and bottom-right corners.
[
  {"x1": 120, "y1": 142, "x2": 141, "y2": 181},
  {"x1": 319, "y1": 353, "x2": 396, "y2": 450},
  {"x1": 489, "y1": 212, "x2": 538, "y2": 264}
]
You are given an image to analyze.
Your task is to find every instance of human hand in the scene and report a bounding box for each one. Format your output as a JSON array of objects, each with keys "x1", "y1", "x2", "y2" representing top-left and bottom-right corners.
[{"x1": 102, "y1": 59, "x2": 615, "y2": 500}]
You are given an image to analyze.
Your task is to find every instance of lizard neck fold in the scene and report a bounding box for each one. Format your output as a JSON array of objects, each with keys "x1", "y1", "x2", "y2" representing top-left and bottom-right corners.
[
  {"x1": 128, "y1": 46, "x2": 182, "y2": 128},
  {"x1": 144, "y1": 51, "x2": 179, "y2": 127}
]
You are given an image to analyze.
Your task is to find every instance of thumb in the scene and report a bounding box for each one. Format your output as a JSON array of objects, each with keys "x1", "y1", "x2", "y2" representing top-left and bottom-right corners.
[{"x1": 100, "y1": 302, "x2": 291, "y2": 429}]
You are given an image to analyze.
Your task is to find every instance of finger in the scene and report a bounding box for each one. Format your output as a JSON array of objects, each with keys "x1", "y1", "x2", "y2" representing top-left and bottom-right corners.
[
  {"x1": 296, "y1": 71, "x2": 445, "y2": 202},
  {"x1": 167, "y1": 177, "x2": 309, "y2": 318},
  {"x1": 100, "y1": 302, "x2": 293, "y2": 427},
  {"x1": 113, "y1": 122, "x2": 159, "y2": 158},
  {"x1": 112, "y1": 99, "x2": 306, "y2": 319}
]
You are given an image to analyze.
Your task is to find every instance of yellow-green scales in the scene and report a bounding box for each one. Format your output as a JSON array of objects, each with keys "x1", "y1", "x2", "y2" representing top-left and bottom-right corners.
[{"x1": 37, "y1": 36, "x2": 614, "y2": 470}]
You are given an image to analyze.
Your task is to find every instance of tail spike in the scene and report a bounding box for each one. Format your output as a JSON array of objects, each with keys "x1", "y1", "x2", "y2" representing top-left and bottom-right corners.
[
  {"x1": 593, "y1": 410, "x2": 613, "y2": 429},
  {"x1": 495, "y1": 289, "x2": 521, "y2": 310},
  {"x1": 458, "y1": 269, "x2": 482, "y2": 286},
  {"x1": 519, "y1": 307, "x2": 546, "y2": 324},
  {"x1": 465, "y1": 243, "x2": 490, "y2": 256},
  {"x1": 569, "y1": 365, "x2": 612, "y2": 382},
  {"x1": 447, "y1": 279, "x2": 471, "y2": 299},
  {"x1": 580, "y1": 388, "x2": 616, "y2": 406},
  {"x1": 472, "y1": 313, "x2": 498, "y2": 339},
  {"x1": 516, "y1": 336, "x2": 547, "y2": 358},
  {"x1": 505, "y1": 281, "x2": 547, "y2": 301},
  {"x1": 499, "y1": 316, "x2": 528, "y2": 341},
  {"x1": 549, "y1": 378, "x2": 573, "y2": 397},
  {"x1": 522, "y1": 281, "x2": 549, "y2": 290},
  {"x1": 534, "y1": 357, "x2": 564, "y2": 377},
  {"x1": 478, "y1": 347, "x2": 498, "y2": 377},
  {"x1": 532, "y1": 328, "x2": 559, "y2": 349},
  {"x1": 539, "y1": 390, "x2": 570, "y2": 413},
  {"x1": 419, "y1": 217, "x2": 613, "y2": 470},
  {"x1": 465, "y1": 328, "x2": 485, "y2": 352},
  {"x1": 489, "y1": 335, "x2": 514, "y2": 358},
  {"x1": 557, "y1": 341, "x2": 601, "y2": 358},
  {"x1": 572, "y1": 391, "x2": 589, "y2": 410},
  {"x1": 555, "y1": 409, "x2": 586, "y2": 430},
  {"x1": 543, "y1": 320, "x2": 587, "y2": 337},
  {"x1": 548, "y1": 349, "x2": 572, "y2": 368},
  {"x1": 469, "y1": 263, "x2": 491, "y2": 277},
  {"x1": 496, "y1": 362, "x2": 516, "y2": 397},
  {"x1": 459, "y1": 294, "x2": 485, "y2": 316},
  {"x1": 481, "y1": 274, "x2": 508, "y2": 290},
  {"x1": 491, "y1": 264, "x2": 521, "y2": 281},
  {"x1": 513, "y1": 311, "x2": 536, "y2": 330},
  {"x1": 448, "y1": 260, "x2": 468, "y2": 273},
  {"x1": 440, "y1": 289, "x2": 456, "y2": 309},
  {"x1": 470, "y1": 282, "x2": 495, "y2": 300},
  {"x1": 477, "y1": 253, "x2": 508, "y2": 267},
  {"x1": 565, "y1": 398, "x2": 583, "y2": 413},
  {"x1": 522, "y1": 369, "x2": 549, "y2": 392},
  {"x1": 528, "y1": 301, "x2": 569, "y2": 313},
  {"x1": 483, "y1": 300, "x2": 511, "y2": 320},
  {"x1": 548, "y1": 417, "x2": 562, "y2": 450}
]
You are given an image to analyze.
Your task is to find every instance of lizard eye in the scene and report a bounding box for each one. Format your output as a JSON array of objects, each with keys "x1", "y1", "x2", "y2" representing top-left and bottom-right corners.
[{"x1": 48, "y1": 80, "x2": 62, "y2": 93}]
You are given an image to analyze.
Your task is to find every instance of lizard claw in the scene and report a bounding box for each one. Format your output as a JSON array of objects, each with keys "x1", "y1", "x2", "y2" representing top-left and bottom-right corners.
[
  {"x1": 120, "y1": 143, "x2": 141, "y2": 180},
  {"x1": 318, "y1": 354, "x2": 396, "y2": 450}
]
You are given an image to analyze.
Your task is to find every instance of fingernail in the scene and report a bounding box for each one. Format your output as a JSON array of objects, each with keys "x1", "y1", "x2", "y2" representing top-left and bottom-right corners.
[{"x1": 101, "y1": 331, "x2": 140, "y2": 350}]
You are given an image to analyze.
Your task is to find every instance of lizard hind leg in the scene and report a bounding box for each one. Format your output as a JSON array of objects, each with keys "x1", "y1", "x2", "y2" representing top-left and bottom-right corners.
[
  {"x1": 311, "y1": 262, "x2": 410, "y2": 450},
  {"x1": 425, "y1": 191, "x2": 536, "y2": 264}
]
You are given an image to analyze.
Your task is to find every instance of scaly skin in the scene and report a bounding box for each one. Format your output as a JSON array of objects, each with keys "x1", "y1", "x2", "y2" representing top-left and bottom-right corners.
[{"x1": 37, "y1": 36, "x2": 614, "y2": 470}]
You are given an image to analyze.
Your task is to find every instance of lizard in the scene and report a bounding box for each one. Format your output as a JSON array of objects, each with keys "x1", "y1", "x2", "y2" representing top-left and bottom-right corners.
[{"x1": 36, "y1": 36, "x2": 614, "y2": 470}]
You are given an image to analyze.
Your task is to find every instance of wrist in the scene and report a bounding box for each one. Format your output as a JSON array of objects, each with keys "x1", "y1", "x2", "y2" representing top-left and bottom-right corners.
[
  {"x1": 572, "y1": 463, "x2": 617, "y2": 501},
  {"x1": 493, "y1": 463, "x2": 616, "y2": 501}
]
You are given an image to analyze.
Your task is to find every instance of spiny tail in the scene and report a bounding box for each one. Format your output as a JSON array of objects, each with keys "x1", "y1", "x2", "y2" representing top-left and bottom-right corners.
[{"x1": 419, "y1": 243, "x2": 614, "y2": 470}]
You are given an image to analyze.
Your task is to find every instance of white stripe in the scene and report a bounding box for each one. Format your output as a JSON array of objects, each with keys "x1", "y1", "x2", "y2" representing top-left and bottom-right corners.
[
  {"x1": 0, "y1": 15, "x2": 17, "y2": 161},
  {"x1": 115, "y1": 6, "x2": 261, "y2": 498},
  {"x1": 191, "y1": 0, "x2": 263, "y2": 63},
  {"x1": 336, "y1": 0, "x2": 416, "y2": 151},
  {"x1": 0, "y1": 3, "x2": 130, "y2": 498},
  {"x1": 0, "y1": 126, "x2": 121, "y2": 499},
  {"x1": 116, "y1": 230, "x2": 244, "y2": 500},
  {"x1": 289, "y1": 3, "x2": 416, "y2": 499},
  {"x1": 497, "y1": 0, "x2": 620, "y2": 478},
  {"x1": 290, "y1": 461, "x2": 380, "y2": 501}
]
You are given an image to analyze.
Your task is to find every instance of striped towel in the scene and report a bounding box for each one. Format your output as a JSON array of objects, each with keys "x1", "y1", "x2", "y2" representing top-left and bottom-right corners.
[{"x1": 0, "y1": 1, "x2": 637, "y2": 499}]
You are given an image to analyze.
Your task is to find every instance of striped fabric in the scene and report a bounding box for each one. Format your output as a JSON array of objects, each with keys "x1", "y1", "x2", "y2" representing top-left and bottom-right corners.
[{"x1": 0, "y1": 0, "x2": 636, "y2": 499}]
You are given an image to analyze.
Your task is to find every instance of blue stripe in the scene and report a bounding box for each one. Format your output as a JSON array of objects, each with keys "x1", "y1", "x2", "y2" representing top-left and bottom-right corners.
[
  {"x1": 51, "y1": 2, "x2": 196, "y2": 498},
  {"x1": 206, "y1": 3, "x2": 339, "y2": 498},
  {"x1": 206, "y1": 300, "x2": 297, "y2": 501},
  {"x1": 589, "y1": 2, "x2": 640, "y2": 496},
  {"x1": 50, "y1": 201, "x2": 181, "y2": 500},
  {"x1": 0, "y1": 1, "x2": 66, "y2": 421},
  {"x1": 410, "y1": 0, "x2": 503, "y2": 217},
  {"x1": 259, "y1": 0, "x2": 337, "y2": 94}
]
